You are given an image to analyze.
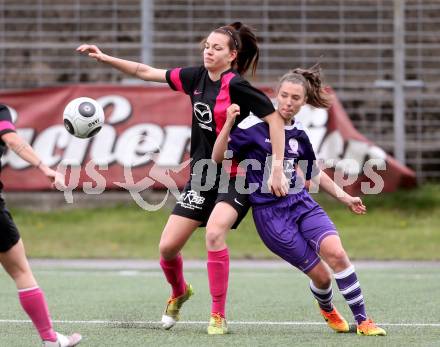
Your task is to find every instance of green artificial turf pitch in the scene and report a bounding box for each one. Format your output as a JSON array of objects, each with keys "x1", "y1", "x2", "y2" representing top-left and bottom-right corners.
[{"x1": 0, "y1": 264, "x2": 439, "y2": 346}]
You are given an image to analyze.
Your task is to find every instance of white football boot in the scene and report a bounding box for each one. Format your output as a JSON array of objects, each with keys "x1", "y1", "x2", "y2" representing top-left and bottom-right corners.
[{"x1": 42, "y1": 332, "x2": 82, "y2": 347}]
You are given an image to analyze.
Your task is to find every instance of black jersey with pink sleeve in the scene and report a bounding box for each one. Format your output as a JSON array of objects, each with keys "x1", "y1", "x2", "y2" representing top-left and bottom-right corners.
[
  {"x1": 0, "y1": 104, "x2": 16, "y2": 192},
  {"x1": 228, "y1": 116, "x2": 319, "y2": 205},
  {"x1": 165, "y1": 66, "x2": 275, "y2": 177}
]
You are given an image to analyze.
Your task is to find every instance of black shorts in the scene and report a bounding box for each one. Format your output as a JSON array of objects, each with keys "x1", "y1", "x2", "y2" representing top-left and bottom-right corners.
[
  {"x1": 0, "y1": 201, "x2": 21, "y2": 252},
  {"x1": 172, "y1": 176, "x2": 250, "y2": 229}
]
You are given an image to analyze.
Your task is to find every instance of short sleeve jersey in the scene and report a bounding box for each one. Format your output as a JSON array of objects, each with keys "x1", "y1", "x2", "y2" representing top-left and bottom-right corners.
[
  {"x1": 228, "y1": 116, "x2": 319, "y2": 205},
  {"x1": 166, "y1": 66, "x2": 275, "y2": 177},
  {"x1": 0, "y1": 104, "x2": 17, "y2": 191}
]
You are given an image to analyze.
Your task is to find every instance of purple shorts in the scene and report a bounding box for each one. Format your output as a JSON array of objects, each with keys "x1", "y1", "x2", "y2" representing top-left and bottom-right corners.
[{"x1": 252, "y1": 189, "x2": 338, "y2": 273}]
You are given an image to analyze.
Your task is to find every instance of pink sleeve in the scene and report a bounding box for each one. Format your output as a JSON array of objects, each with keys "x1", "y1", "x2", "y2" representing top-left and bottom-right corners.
[
  {"x1": 169, "y1": 68, "x2": 184, "y2": 92},
  {"x1": 0, "y1": 120, "x2": 15, "y2": 132}
]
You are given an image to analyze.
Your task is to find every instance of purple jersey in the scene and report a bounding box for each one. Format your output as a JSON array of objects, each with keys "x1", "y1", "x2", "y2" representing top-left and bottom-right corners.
[
  {"x1": 0, "y1": 104, "x2": 16, "y2": 192},
  {"x1": 166, "y1": 66, "x2": 274, "y2": 178},
  {"x1": 228, "y1": 116, "x2": 319, "y2": 205}
]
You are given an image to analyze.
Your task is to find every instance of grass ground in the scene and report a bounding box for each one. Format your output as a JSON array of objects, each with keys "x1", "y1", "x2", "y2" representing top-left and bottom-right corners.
[
  {"x1": 0, "y1": 263, "x2": 439, "y2": 346},
  {"x1": 9, "y1": 184, "x2": 440, "y2": 260}
]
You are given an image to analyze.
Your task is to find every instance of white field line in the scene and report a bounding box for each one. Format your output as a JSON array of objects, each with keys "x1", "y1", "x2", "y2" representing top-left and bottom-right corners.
[
  {"x1": 29, "y1": 270, "x2": 440, "y2": 279},
  {"x1": 0, "y1": 319, "x2": 439, "y2": 327},
  {"x1": 28, "y1": 259, "x2": 440, "y2": 270}
]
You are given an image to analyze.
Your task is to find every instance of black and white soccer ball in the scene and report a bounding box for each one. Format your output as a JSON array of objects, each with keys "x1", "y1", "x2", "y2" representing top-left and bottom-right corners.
[{"x1": 63, "y1": 97, "x2": 105, "y2": 138}]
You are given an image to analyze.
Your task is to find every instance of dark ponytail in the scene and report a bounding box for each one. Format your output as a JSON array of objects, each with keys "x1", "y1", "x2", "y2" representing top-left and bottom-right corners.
[
  {"x1": 213, "y1": 22, "x2": 259, "y2": 76},
  {"x1": 278, "y1": 63, "x2": 333, "y2": 108}
]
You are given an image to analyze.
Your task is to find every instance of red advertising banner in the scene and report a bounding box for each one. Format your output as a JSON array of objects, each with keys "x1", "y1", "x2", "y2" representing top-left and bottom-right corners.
[{"x1": 0, "y1": 84, "x2": 416, "y2": 193}]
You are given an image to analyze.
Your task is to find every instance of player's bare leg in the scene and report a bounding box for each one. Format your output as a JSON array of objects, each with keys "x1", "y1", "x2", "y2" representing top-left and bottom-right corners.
[{"x1": 0, "y1": 240, "x2": 82, "y2": 346}]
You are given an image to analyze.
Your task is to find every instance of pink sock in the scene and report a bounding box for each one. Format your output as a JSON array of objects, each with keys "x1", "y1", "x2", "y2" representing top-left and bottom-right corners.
[
  {"x1": 207, "y1": 248, "x2": 229, "y2": 318},
  {"x1": 18, "y1": 287, "x2": 57, "y2": 342},
  {"x1": 160, "y1": 254, "x2": 187, "y2": 298}
]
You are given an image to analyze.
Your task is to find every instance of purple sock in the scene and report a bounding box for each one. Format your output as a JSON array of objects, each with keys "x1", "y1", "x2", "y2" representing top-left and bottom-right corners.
[
  {"x1": 309, "y1": 281, "x2": 333, "y2": 312},
  {"x1": 334, "y1": 265, "x2": 367, "y2": 324}
]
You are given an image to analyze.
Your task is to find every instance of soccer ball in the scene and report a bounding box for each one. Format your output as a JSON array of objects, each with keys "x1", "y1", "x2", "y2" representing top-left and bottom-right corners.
[{"x1": 63, "y1": 97, "x2": 105, "y2": 138}]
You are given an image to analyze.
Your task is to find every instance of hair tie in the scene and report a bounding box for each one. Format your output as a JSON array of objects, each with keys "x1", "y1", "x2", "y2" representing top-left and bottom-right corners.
[{"x1": 221, "y1": 28, "x2": 239, "y2": 49}]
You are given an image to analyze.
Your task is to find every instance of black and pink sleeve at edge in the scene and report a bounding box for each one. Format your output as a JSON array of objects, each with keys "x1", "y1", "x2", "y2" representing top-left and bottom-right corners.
[
  {"x1": 0, "y1": 104, "x2": 16, "y2": 137},
  {"x1": 165, "y1": 66, "x2": 201, "y2": 95},
  {"x1": 166, "y1": 68, "x2": 184, "y2": 92},
  {"x1": 230, "y1": 79, "x2": 275, "y2": 118}
]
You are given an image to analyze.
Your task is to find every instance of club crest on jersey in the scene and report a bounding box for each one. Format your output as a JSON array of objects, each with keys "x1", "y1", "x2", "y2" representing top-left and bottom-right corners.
[
  {"x1": 284, "y1": 159, "x2": 296, "y2": 173},
  {"x1": 288, "y1": 138, "x2": 299, "y2": 155}
]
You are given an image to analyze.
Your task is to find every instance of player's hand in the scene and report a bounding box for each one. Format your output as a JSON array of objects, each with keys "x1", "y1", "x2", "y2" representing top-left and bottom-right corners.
[
  {"x1": 267, "y1": 166, "x2": 289, "y2": 197},
  {"x1": 226, "y1": 104, "x2": 240, "y2": 128},
  {"x1": 41, "y1": 167, "x2": 67, "y2": 190},
  {"x1": 345, "y1": 196, "x2": 366, "y2": 215},
  {"x1": 76, "y1": 44, "x2": 106, "y2": 62}
]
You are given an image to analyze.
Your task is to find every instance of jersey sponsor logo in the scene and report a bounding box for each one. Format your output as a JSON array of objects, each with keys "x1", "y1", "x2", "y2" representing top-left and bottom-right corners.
[
  {"x1": 194, "y1": 89, "x2": 203, "y2": 95},
  {"x1": 193, "y1": 102, "x2": 213, "y2": 131},
  {"x1": 177, "y1": 189, "x2": 206, "y2": 210},
  {"x1": 288, "y1": 138, "x2": 299, "y2": 155},
  {"x1": 198, "y1": 123, "x2": 213, "y2": 131},
  {"x1": 193, "y1": 102, "x2": 212, "y2": 124},
  {"x1": 264, "y1": 138, "x2": 271, "y2": 143}
]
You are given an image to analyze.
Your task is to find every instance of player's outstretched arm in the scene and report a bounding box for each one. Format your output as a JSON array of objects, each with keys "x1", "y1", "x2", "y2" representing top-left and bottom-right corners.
[
  {"x1": 1, "y1": 132, "x2": 65, "y2": 189},
  {"x1": 263, "y1": 111, "x2": 289, "y2": 197},
  {"x1": 212, "y1": 104, "x2": 239, "y2": 163},
  {"x1": 76, "y1": 44, "x2": 167, "y2": 82},
  {"x1": 312, "y1": 169, "x2": 366, "y2": 215}
]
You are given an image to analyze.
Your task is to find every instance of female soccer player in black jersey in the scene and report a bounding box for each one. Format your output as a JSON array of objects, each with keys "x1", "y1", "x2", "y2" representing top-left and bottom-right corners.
[
  {"x1": 77, "y1": 22, "x2": 288, "y2": 334},
  {"x1": 0, "y1": 104, "x2": 82, "y2": 346}
]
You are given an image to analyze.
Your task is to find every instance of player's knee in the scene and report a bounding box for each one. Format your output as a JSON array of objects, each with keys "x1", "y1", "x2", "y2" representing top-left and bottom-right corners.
[
  {"x1": 7, "y1": 265, "x2": 32, "y2": 282},
  {"x1": 158, "y1": 241, "x2": 178, "y2": 260},
  {"x1": 320, "y1": 271, "x2": 332, "y2": 287},
  {"x1": 206, "y1": 216, "x2": 230, "y2": 232},
  {"x1": 309, "y1": 266, "x2": 332, "y2": 288},
  {"x1": 313, "y1": 275, "x2": 332, "y2": 289},
  {"x1": 205, "y1": 223, "x2": 227, "y2": 249},
  {"x1": 326, "y1": 248, "x2": 349, "y2": 268}
]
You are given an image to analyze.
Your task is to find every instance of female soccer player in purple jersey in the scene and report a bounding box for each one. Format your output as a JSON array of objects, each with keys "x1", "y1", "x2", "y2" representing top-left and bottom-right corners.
[
  {"x1": 212, "y1": 65, "x2": 386, "y2": 336},
  {"x1": 77, "y1": 22, "x2": 289, "y2": 334},
  {"x1": 0, "y1": 104, "x2": 82, "y2": 346}
]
